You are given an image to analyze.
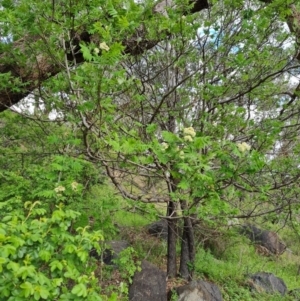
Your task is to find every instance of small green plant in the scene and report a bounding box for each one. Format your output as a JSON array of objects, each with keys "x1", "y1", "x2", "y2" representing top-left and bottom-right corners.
[
  {"x1": 0, "y1": 200, "x2": 103, "y2": 300},
  {"x1": 170, "y1": 289, "x2": 179, "y2": 301},
  {"x1": 113, "y1": 247, "x2": 141, "y2": 297},
  {"x1": 222, "y1": 280, "x2": 253, "y2": 301}
]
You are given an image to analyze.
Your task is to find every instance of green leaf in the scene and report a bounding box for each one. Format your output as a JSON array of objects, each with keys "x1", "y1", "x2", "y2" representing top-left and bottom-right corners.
[
  {"x1": 51, "y1": 210, "x2": 65, "y2": 222},
  {"x1": 34, "y1": 290, "x2": 41, "y2": 301},
  {"x1": 63, "y1": 244, "x2": 77, "y2": 254},
  {"x1": 162, "y1": 131, "x2": 178, "y2": 143},
  {"x1": 17, "y1": 247, "x2": 26, "y2": 258},
  {"x1": 71, "y1": 283, "x2": 87, "y2": 297},
  {"x1": 2, "y1": 244, "x2": 16, "y2": 257},
  {"x1": 20, "y1": 281, "x2": 34, "y2": 298},
  {"x1": 108, "y1": 292, "x2": 118, "y2": 301},
  {"x1": 146, "y1": 124, "x2": 157, "y2": 134},
  {"x1": 17, "y1": 266, "x2": 36, "y2": 279},
  {"x1": 178, "y1": 179, "x2": 190, "y2": 190},
  {"x1": 194, "y1": 136, "x2": 210, "y2": 149},
  {"x1": 120, "y1": 139, "x2": 136, "y2": 153},
  {"x1": 107, "y1": 0, "x2": 118, "y2": 18},
  {"x1": 30, "y1": 234, "x2": 42, "y2": 242},
  {"x1": 0, "y1": 285, "x2": 10, "y2": 297},
  {"x1": 50, "y1": 260, "x2": 63, "y2": 272},
  {"x1": 39, "y1": 287, "x2": 50, "y2": 300},
  {"x1": 0, "y1": 233, "x2": 6, "y2": 242},
  {"x1": 37, "y1": 272, "x2": 51, "y2": 286},
  {"x1": 51, "y1": 162, "x2": 63, "y2": 171},
  {"x1": 0, "y1": 257, "x2": 7, "y2": 271},
  {"x1": 80, "y1": 43, "x2": 93, "y2": 62},
  {"x1": 8, "y1": 235, "x2": 25, "y2": 248},
  {"x1": 2, "y1": 215, "x2": 12, "y2": 222},
  {"x1": 7, "y1": 261, "x2": 19, "y2": 271},
  {"x1": 77, "y1": 249, "x2": 88, "y2": 262},
  {"x1": 52, "y1": 278, "x2": 63, "y2": 287},
  {"x1": 64, "y1": 266, "x2": 79, "y2": 279}
]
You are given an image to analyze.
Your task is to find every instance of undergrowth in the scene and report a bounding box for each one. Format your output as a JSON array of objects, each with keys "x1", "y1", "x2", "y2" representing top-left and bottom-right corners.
[{"x1": 68, "y1": 184, "x2": 300, "y2": 301}]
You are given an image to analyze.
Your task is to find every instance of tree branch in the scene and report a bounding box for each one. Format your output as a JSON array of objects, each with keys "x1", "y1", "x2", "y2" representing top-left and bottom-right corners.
[{"x1": 0, "y1": 0, "x2": 208, "y2": 112}]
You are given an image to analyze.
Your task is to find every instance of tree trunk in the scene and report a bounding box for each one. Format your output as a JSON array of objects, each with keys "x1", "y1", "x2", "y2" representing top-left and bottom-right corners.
[
  {"x1": 167, "y1": 200, "x2": 177, "y2": 278},
  {"x1": 179, "y1": 200, "x2": 195, "y2": 280}
]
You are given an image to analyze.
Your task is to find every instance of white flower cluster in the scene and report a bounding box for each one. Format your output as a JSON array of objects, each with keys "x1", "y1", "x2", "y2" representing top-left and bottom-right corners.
[
  {"x1": 161, "y1": 142, "x2": 169, "y2": 151},
  {"x1": 183, "y1": 127, "x2": 196, "y2": 142},
  {"x1": 184, "y1": 135, "x2": 193, "y2": 142},
  {"x1": 71, "y1": 181, "x2": 79, "y2": 191},
  {"x1": 54, "y1": 185, "x2": 65, "y2": 193},
  {"x1": 100, "y1": 42, "x2": 110, "y2": 51},
  {"x1": 237, "y1": 142, "x2": 251, "y2": 153}
]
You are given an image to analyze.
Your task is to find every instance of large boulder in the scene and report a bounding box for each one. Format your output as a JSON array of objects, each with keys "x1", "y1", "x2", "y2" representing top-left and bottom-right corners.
[
  {"x1": 247, "y1": 272, "x2": 287, "y2": 295},
  {"x1": 147, "y1": 219, "x2": 168, "y2": 240},
  {"x1": 89, "y1": 240, "x2": 129, "y2": 265},
  {"x1": 176, "y1": 280, "x2": 223, "y2": 301},
  {"x1": 129, "y1": 260, "x2": 167, "y2": 301},
  {"x1": 241, "y1": 224, "x2": 286, "y2": 255}
]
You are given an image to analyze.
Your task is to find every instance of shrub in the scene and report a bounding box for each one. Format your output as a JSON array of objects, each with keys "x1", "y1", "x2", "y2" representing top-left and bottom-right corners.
[{"x1": 0, "y1": 201, "x2": 103, "y2": 301}]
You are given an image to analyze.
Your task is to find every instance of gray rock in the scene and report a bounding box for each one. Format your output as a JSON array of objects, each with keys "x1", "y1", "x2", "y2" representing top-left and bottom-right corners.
[
  {"x1": 241, "y1": 224, "x2": 286, "y2": 255},
  {"x1": 176, "y1": 280, "x2": 223, "y2": 301},
  {"x1": 147, "y1": 219, "x2": 168, "y2": 240},
  {"x1": 129, "y1": 260, "x2": 167, "y2": 301},
  {"x1": 248, "y1": 272, "x2": 287, "y2": 295}
]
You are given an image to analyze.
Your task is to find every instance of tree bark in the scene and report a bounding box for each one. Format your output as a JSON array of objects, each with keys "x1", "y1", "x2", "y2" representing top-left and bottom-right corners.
[
  {"x1": 179, "y1": 200, "x2": 195, "y2": 280},
  {"x1": 167, "y1": 200, "x2": 178, "y2": 278},
  {"x1": 0, "y1": 0, "x2": 208, "y2": 113}
]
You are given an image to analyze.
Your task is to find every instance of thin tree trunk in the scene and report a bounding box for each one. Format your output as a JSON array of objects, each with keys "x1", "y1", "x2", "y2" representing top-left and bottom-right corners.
[
  {"x1": 179, "y1": 200, "x2": 195, "y2": 280},
  {"x1": 167, "y1": 200, "x2": 177, "y2": 277}
]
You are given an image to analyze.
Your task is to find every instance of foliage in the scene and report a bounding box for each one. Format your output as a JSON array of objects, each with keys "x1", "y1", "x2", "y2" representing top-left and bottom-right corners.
[
  {"x1": 71, "y1": 185, "x2": 121, "y2": 239},
  {"x1": 0, "y1": 201, "x2": 103, "y2": 301},
  {"x1": 0, "y1": 154, "x2": 102, "y2": 217},
  {"x1": 0, "y1": 109, "x2": 105, "y2": 210},
  {"x1": 112, "y1": 247, "x2": 141, "y2": 297},
  {"x1": 169, "y1": 290, "x2": 179, "y2": 301}
]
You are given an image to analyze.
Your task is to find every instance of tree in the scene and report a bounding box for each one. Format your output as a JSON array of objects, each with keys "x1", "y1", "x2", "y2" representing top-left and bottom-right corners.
[
  {"x1": 0, "y1": 0, "x2": 208, "y2": 112},
  {"x1": 2, "y1": 0, "x2": 300, "y2": 280},
  {"x1": 1, "y1": 0, "x2": 300, "y2": 112}
]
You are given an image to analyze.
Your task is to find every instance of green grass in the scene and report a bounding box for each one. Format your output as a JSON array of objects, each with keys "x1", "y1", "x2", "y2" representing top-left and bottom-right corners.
[
  {"x1": 113, "y1": 210, "x2": 155, "y2": 227},
  {"x1": 193, "y1": 229, "x2": 300, "y2": 301}
]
